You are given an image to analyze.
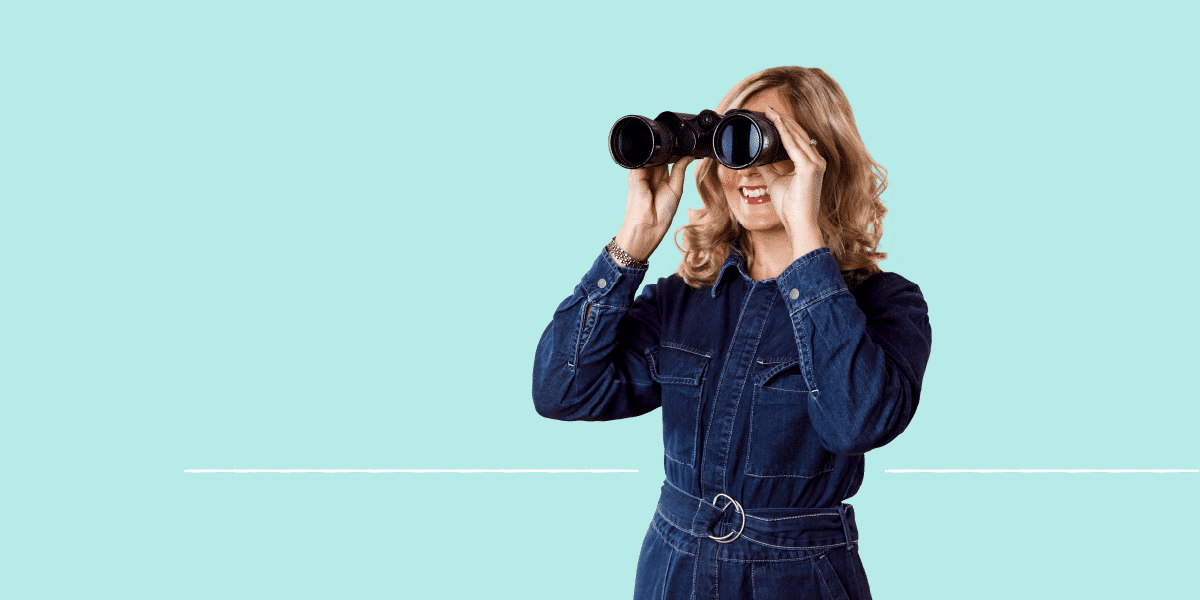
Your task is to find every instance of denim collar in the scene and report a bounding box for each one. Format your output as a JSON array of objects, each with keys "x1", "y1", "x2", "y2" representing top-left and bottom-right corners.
[{"x1": 711, "y1": 240, "x2": 750, "y2": 298}]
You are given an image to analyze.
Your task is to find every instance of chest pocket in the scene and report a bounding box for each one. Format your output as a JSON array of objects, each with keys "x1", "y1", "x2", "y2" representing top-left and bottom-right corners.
[
  {"x1": 646, "y1": 343, "x2": 710, "y2": 468},
  {"x1": 745, "y1": 357, "x2": 835, "y2": 478}
]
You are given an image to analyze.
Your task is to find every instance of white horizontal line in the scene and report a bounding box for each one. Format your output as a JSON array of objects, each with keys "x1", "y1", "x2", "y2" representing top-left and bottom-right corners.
[
  {"x1": 885, "y1": 469, "x2": 1198, "y2": 473},
  {"x1": 183, "y1": 469, "x2": 639, "y2": 474}
]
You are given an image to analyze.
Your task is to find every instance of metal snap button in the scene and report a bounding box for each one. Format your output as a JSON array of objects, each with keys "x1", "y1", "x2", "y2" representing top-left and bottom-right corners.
[
  {"x1": 789, "y1": 288, "x2": 799, "y2": 300},
  {"x1": 597, "y1": 278, "x2": 607, "y2": 288}
]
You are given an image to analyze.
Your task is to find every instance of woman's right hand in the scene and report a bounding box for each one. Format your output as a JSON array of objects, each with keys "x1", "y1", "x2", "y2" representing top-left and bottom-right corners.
[{"x1": 613, "y1": 156, "x2": 695, "y2": 263}]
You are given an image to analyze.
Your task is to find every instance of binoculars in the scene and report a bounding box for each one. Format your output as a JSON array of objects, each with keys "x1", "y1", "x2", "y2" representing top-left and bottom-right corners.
[{"x1": 608, "y1": 109, "x2": 788, "y2": 170}]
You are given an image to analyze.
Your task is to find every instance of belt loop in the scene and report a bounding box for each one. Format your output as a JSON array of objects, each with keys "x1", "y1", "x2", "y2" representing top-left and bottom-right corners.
[{"x1": 837, "y1": 503, "x2": 854, "y2": 549}]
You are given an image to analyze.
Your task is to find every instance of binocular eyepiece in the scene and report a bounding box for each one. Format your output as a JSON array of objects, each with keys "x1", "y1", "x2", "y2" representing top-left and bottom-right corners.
[{"x1": 608, "y1": 109, "x2": 788, "y2": 170}]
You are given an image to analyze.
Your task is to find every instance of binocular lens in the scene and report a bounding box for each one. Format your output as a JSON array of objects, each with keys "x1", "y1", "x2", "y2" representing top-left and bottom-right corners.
[
  {"x1": 609, "y1": 116, "x2": 657, "y2": 169},
  {"x1": 715, "y1": 115, "x2": 762, "y2": 170},
  {"x1": 607, "y1": 109, "x2": 784, "y2": 170}
]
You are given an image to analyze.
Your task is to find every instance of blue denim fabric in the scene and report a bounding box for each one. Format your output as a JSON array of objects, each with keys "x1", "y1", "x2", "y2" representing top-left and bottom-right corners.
[{"x1": 532, "y1": 243, "x2": 932, "y2": 599}]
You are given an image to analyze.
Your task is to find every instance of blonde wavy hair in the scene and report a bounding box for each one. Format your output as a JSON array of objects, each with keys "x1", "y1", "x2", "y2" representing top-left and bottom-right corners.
[{"x1": 675, "y1": 66, "x2": 888, "y2": 291}]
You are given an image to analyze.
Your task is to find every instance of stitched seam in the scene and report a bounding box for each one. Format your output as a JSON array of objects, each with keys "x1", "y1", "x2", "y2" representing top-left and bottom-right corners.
[
  {"x1": 567, "y1": 301, "x2": 586, "y2": 368},
  {"x1": 744, "y1": 462, "x2": 835, "y2": 479},
  {"x1": 718, "y1": 555, "x2": 820, "y2": 564},
  {"x1": 589, "y1": 302, "x2": 629, "y2": 310},
  {"x1": 650, "y1": 347, "x2": 700, "y2": 467},
  {"x1": 838, "y1": 505, "x2": 854, "y2": 554},
  {"x1": 654, "y1": 506, "x2": 697, "y2": 538},
  {"x1": 647, "y1": 347, "x2": 707, "y2": 385},
  {"x1": 649, "y1": 350, "x2": 708, "y2": 467},
  {"x1": 847, "y1": 543, "x2": 863, "y2": 600},
  {"x1": 788, "y1": 287, "x2": 848, "y2": 316},
  {"x1": 664, "y1": 453, "x2": 691, "y2": 467},
  {"x1": 746, "y1": 389, "x2": 757, "y2": 485},
  {"x1": 814, "y1": 554, "x2": 835, "y2": 600},
  {"x1": 753, "y1": 358, "x2": 800, "y2": 384},
  {"x1": 713, "y1": 547, "x2": 720, "y2": 599},
  {"x1": 744, "y1": 382, "x2": 835, "y2": 476},
  {"x1": 656, "y1": 376, "x2": 702, "y2": 385},
  {"x1": 665, "y1": 475, "x2": 840, "y2": 519},
  {"x1": 755, "y1": 357, "x2": 795, "y2": 365},
  {"x1": 686, "y1": 385, "x2": 700, "y2": 467},
  {"x1": 741, "y1": 535, "x2": 857, "y2": 551},
  {"x1": 793, "y1": 309, "x2": 815, "y2": 390},
  {"x1": 782, "y1": 305, "x2": 814, "y2": 390},
  {"x1": 663, "y1": 478, "x2": 694, "y2": 500},
  {"x1": 577, "y1": 301, "x2": 600, "y2": 357},
  {"x1": 749, "y1": 562, "x2": 757, "y2": 600},
  {"x1": 659, "y1": 542, "x2": 673, "y2": 600},
  {"x1": 701, "y1": 279, "x2": 759, "y2": 497},
  {"x1": 660, "y1": 341, "x2": 713, "y2": 358},
  {"x1": 690, "y1": 538, "x2": 699, "y2": 600},
  {"x1": 744, "y1": 511, "x2": 839, "y2": 522},
  {"x1": 780, "y1": 250, "x2": 827, "y2": 278},
  {"x1": 650, "y1": 518, "x2": 697, "y2": 556},
  {"x1": 802, "y1": 314, "x2": 815, "y2": 390},
  {"x1": 762, "y1": 384, "x2": 810, "y2": 393},
  {"x1": 722, "y1": 284, "x2": 771, "y2": 491}
]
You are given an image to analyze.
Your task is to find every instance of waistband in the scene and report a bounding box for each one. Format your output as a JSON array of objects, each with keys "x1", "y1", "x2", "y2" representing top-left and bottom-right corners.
[{"x1": 651, "y1": 480, "x2": 858, "y2": 560}]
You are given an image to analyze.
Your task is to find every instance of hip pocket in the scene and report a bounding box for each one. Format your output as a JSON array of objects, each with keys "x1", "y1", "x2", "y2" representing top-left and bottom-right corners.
[
  {"x1": 751, "y1": 552, "x2": 851, "y2": 600},
  {"x1": 745, "y1": 357, "x2": 834, "y2": 478},
  {"x1": 646, "y1": 343, "x2": 710, "y2": 468}
]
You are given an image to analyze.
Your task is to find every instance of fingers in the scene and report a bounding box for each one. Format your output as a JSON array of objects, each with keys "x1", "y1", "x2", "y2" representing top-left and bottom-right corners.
[
  {"x1": 629, "y1": 157, "x2": 693, "y2": 212},
  {"x1": 766, "y1": 107, "x2": 824, "y2": 168},
  {"x1": 629, "y1": 164, "x2": 667, "y2": 202},
  {"x1": 757, "y1": 161, "x2": 782, "y2": 188},
  {"x1": 766, "y1": 106, "x2": 814, "y2": 165},
  {"x1": 638, "y1": 163, "x2": 668, "y2": 194},
  {"x1": 628, "y1": 166, "x2": 651, "y2": 188},
  {"x1": 665, "y1": 156, "x2": 695, "y2": 196}
]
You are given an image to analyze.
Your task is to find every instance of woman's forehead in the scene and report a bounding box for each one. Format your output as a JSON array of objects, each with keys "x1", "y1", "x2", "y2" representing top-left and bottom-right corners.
[{"x1": 716, "y1": 69, "x2": 774, "y2": 111}]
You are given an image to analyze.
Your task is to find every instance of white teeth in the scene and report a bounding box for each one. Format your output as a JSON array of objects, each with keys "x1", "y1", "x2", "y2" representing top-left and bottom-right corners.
[{"x1": 741, "y1": 187, "x2": 768, "y2": 198}]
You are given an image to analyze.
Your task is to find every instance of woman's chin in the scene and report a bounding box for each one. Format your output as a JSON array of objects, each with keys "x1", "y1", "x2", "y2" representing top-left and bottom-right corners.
[{"x1": 738, "y1": 219, "x2": 787, "y2": 235}]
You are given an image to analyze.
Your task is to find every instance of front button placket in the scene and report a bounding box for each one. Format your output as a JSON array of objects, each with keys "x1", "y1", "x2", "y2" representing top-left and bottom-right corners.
[{"x1": 699, "y1": 280, "x2": 776, "y2": 497}]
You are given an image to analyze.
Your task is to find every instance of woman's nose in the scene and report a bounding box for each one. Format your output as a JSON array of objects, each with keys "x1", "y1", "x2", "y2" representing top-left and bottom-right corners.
[{"x1": 738, "y1": 166, "x2": 763, "y2": 182}]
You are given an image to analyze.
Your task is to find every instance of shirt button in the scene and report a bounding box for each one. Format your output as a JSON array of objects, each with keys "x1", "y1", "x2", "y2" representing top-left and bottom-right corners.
[
  {"x1": 789, "y1": 288, "x2": 799, "y2": 300},
  {"x1": 597, "y1": 278, "x2": 607, "y2": 288}
]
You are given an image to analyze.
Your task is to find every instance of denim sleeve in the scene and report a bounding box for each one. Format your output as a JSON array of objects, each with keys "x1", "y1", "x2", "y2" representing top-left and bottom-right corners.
[
  {"x1": 531, "y1": 248, "x2": 662, "y2": 421},
  {"x1": 775, "y1": 247, "x2": 933, "y2": 455}
]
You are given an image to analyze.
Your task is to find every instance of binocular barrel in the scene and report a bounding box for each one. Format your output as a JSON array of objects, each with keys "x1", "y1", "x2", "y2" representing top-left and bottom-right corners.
[{"x1": 608, "y1": 109, "x2": 788, "y2": 170}]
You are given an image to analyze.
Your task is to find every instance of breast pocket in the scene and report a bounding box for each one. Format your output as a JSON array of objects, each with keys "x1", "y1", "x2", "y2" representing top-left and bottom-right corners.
[
  {"x1": 745, "y1": 357, "x2": 835, "y2": 478},
  {"x1": 646, "y1": 343, "x2": 711, "y2": 468}
]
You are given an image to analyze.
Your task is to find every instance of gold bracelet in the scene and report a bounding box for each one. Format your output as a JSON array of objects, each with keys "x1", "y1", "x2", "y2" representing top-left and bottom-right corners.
[{"x1": 606, "y1": 237, "x2": 648, "y2": 269}]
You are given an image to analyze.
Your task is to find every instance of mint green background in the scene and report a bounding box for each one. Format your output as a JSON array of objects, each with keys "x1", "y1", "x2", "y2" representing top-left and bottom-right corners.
[{"x1": 3, "y1": 1, "x2": 1196, "y2": 597}]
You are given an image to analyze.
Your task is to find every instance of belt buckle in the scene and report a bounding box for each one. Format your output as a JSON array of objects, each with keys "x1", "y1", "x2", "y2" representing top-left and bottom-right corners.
[{"x1": 707, "y1": 493, "x2": 746, "y2": 544}]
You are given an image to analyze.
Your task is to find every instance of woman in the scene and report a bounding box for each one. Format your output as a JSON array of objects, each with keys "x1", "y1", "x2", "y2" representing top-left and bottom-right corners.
[{"x1": 532, "y1": 66, "x2": 932, "y2": 600}]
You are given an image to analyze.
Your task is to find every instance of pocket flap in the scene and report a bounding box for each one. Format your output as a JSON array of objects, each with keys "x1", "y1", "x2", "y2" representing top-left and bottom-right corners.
[
  {"x1": 753, "y1": 357, "x2": 810, "y2": 392},
  {"x1": 646, "y1": 344, "x2": 710, "y2": 386}
]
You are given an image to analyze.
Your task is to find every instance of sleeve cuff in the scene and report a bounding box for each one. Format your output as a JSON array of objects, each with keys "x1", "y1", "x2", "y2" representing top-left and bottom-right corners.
[
  {"x1": 776, "y1": 247, "x2": 849, "y2": 314},
  {"x1": 578, "y1": 248, "x2": 649, "y2": 306}
]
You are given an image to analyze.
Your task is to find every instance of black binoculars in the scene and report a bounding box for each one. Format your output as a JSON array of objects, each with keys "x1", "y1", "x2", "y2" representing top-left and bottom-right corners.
[{"x1": 608, "y1": 109, "x2": 789, "y2": 170}]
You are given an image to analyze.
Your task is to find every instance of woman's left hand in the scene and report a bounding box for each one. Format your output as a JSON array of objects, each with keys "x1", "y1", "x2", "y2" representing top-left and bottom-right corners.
[{"x1": 759, "y1": 106, "x2": 827, "y2": 240}]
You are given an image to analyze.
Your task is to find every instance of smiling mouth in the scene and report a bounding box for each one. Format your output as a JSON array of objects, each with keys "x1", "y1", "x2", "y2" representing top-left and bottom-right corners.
[{"x1": 740, "y1": 186, "x2": 770, "y2": 204}]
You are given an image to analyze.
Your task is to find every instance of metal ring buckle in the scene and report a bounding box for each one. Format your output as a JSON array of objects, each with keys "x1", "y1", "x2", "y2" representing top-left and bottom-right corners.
[{"x1": 707, "y1": 493, "x2": 746, "y2": 544}]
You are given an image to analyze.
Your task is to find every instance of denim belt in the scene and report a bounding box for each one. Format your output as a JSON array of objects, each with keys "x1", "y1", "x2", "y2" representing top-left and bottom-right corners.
[{"x1": 654, "y1": 480, "x2": 858, "y2": 555}]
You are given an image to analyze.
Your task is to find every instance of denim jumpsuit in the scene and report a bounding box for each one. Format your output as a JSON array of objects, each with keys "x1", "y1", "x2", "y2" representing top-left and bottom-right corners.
[{"x1": 532, "y1": 243, "x2": 933, "y2": 600}]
